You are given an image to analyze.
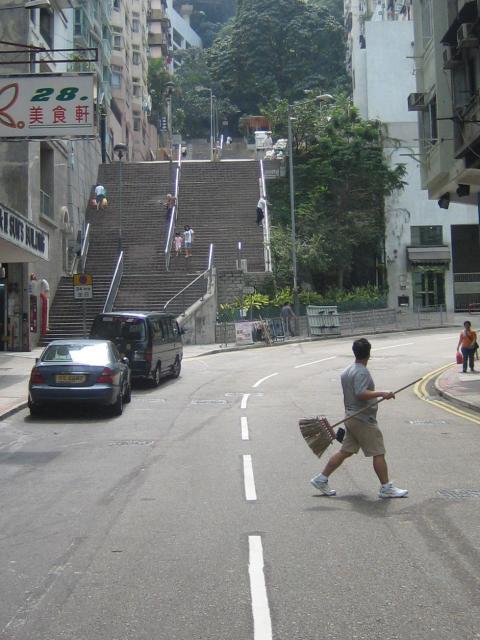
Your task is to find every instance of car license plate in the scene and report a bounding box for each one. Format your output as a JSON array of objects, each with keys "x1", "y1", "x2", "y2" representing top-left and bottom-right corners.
[{"x1": 55, "y1": 374, "x2": 86, "y2": 384}]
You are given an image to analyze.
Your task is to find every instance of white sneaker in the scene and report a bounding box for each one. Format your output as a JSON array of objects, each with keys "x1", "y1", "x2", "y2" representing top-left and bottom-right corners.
[
  {"x1": 379, "y1": 482, "x2": 408, "y2": 499},
  {"x1": 310, "y1": 476, "x2": 336, "y2": 496}
]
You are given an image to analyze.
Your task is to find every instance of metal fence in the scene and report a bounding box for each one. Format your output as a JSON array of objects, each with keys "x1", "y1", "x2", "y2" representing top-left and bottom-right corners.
[{"x1": 215, "y1": 307, "x2": 451, "y2": 345}]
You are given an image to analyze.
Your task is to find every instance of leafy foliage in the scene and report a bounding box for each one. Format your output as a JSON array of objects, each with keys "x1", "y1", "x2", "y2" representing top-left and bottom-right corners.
[
  {"x1": 208, "y1": 0, "x2": 348, "y2": 115},
  {"x1": 266, "y1": 95, "x2": 406, "y2": 291}
]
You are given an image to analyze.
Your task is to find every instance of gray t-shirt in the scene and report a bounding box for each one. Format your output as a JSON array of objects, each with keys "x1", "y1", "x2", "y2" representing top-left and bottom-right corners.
[{"x1": 341, "y1": 362, "x2": 377, "y2": 423}]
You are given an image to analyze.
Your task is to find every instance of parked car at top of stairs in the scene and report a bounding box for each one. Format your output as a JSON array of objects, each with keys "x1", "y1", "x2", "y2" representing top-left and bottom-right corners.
[{"x1": 90, "y1": 312, "x2": 183, "y2": 386}]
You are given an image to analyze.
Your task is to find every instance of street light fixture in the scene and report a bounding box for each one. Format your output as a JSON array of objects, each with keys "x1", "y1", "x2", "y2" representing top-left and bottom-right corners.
[
  {"x1": 288, "y1": 94, "x2": 334, "y2": 314},
  {"x1": 114, "y1": 143, "x2": 128, "y2": 252}
]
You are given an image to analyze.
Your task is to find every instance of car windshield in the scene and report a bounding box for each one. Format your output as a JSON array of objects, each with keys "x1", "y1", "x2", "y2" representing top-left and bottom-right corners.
[
  {"x1": 92, "y1": 317, "x2": 146, "y2": 342},
  {"x1": 42, "y1": 343, "x2": 110, "y2": 365}
]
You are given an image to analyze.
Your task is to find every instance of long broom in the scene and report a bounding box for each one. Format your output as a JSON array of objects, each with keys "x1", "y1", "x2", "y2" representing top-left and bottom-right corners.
[{"x1": 299, "y1": 377, "x2": 422, "y2": 459}]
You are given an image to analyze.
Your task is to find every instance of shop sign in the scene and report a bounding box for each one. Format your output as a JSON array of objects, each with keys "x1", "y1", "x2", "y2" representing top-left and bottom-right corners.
[
  {"x1": 0, "y1": 73, "x2": 96, "y2": 139},
  {"x1": 0, "y1": 203, "x2": 49, "y2": 260}
]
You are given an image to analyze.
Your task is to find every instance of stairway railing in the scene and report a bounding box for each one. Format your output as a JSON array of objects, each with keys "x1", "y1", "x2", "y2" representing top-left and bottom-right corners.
[
  {"x1": 164, "y1": 145, "x2": 183, "y2": 271},
  {"x1": 79, "y1": 223, "x2": 91, "y2": 273},
  {"x1": 103, "y1": 250, "x2": 124, "y2": 313},
  {"x1": 259, "y1": 160, "x2": 272, "y2": 272},
  {"x1": 163, "y1": 243, "x2": 214, "y2": 313}
]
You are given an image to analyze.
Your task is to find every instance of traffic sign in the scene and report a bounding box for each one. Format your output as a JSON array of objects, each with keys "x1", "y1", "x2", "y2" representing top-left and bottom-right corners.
[{"x1": 73, "y1": 273, "x2": 93, "y2": 299}]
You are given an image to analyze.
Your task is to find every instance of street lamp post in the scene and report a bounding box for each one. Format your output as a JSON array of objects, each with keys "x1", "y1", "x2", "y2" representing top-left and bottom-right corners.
[
  {"x1": 287, "y1": 104, "x2": 299, "y2": 314},
  {"x1": 114, "y1": 143, "x2": 127, "y2": 252},
  {"x1": 195, "y1": 86, "x2": 214, "y2": 161},
  {"x1": 287, "y1": 93, "x2": 334, "y2": 315}
]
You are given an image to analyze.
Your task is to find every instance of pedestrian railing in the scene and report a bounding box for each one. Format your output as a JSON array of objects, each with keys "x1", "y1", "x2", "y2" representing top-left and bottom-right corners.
[
  {"x1": 165, "y1": 145, "x2": 182, "y2": 272},
  {"x1": 103, "y1": 250, "x2": 124, "y2": 313},
  {"x1": 164, "y1": 243, "x2": 214, "y2": 313},
  {"x1": 259, "y1": 160, "x2": 272, "y2": 273},
  {"x1": 78, "y1": 223, "x2": 90, "y2": 273},
  {"x1": 215, "y1": 306, "x2": 452, "y2": 344}
]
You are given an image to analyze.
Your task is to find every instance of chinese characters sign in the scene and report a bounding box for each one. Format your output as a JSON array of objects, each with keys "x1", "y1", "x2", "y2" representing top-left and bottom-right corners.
[{"x1": 0, "y1": 73, "x2": 95, "y2": 139}]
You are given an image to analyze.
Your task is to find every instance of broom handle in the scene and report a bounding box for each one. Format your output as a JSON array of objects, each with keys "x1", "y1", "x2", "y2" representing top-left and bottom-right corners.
[{"x1": 329, "y1": 377, "x2": 423, "y2": 429}]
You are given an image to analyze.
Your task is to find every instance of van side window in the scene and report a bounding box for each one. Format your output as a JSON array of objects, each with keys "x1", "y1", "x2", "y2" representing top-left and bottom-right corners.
[
  {"x1": 173, "y1": 322, "x2": 180, "y2": 338},
  {"x1": 161, "y1": 318, "x2": 173, "y2": 341},
  {"x1": 151, "y1": 318, "x2": 164, "y2": 341}
]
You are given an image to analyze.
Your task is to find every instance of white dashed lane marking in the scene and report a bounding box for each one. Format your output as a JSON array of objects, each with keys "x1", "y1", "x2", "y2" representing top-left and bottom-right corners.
[
  {"x1": 248, "y1": 535, "x2": 273, "y2": 640},
  {"x1": 252, "y1": 373, "x2": 279, "y2": 388},
  {"x1": 294, "y1": 355, "x2": 336, "y2": 369},
  {"x1": 243, "y1": 455, "x2": 257, "y2": 501},
  {"x1": 241, "y1": 417, "x2": 249, "y2": 441}
]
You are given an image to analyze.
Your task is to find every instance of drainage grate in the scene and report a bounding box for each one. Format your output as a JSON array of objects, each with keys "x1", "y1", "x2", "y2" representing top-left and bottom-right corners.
[
  {"x1": 109, "y1": 440, "x2": 154, "y2": 447},
  {"x1": 437, "y1": 488, "x2": 480, "y2": 499}
]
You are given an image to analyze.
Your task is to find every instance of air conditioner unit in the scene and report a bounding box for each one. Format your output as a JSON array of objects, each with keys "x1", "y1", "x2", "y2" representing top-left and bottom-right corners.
[
  {"x1": 457, "y1": 23, "x2": 479, "y2": 48},
  {"x1": 407, "y1": 93, "x2": 428, "y2": 111},
  {"x1": 443, "y1": 46, "x2": 463, "y2": 70}
]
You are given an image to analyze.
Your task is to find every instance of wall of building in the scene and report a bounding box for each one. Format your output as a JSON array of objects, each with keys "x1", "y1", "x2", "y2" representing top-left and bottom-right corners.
[{"x1": 347, "y1": 1, "x2": 478, "y2": 313}]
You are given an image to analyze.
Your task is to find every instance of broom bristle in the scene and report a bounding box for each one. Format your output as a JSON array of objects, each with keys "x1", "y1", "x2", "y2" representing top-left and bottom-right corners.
[{"x1": 299, "y1": 416, "x2": 335, "y2": 458}]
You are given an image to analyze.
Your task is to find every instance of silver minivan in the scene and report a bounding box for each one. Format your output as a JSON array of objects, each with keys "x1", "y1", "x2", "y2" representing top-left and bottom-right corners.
[{"x1": 90, "y1": 312, "x2": 183, "y2": 385}]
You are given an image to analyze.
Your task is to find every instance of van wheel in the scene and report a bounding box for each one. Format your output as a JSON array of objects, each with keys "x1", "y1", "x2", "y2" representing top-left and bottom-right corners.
[
  {"x1": 151, "y1": 364, "x2": 161, "y2": 387},
  {"x1": 171, "y1": 357, "x2": 181, "y2": 378},
  {"x1": 112, "y1": 391, "x2": 123, "y2": 416}
]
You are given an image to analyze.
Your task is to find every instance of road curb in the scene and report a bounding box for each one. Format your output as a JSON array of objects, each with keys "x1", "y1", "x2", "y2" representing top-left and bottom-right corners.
[
  {"x1": 0, "y1": 401, "x2": 28, "y2": 421},
  {"x1": 434, "y1": 372, "x2": 480, "y2": 415}
]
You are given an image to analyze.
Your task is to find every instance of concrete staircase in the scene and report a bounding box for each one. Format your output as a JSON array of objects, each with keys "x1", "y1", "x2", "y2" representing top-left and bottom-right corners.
[
  {"x1": 41, "y1": 204, "x2": 120, "y2": 343},
  {"x1": 221, "y1": 138, "x2": 255, "y2": 160},
  {"x1": 43, "y1": 158, "x2": 266, "y2": 341}
]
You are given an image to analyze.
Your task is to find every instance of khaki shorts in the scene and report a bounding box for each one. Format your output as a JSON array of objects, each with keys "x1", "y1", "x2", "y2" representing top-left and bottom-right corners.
[{"x1": 341, "y1": 416, "x2": 386, "y2": 457}]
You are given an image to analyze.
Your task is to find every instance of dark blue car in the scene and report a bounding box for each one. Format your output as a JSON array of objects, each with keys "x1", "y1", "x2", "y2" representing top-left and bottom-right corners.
[{"x1": 28, "y1": 340, "x2": 131, "y2": 417}]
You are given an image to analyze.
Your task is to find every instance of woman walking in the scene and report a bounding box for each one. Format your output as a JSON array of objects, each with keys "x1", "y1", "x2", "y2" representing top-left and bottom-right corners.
[{"x1": 456, "y1": 320, "x2": 478, "y2": 373}]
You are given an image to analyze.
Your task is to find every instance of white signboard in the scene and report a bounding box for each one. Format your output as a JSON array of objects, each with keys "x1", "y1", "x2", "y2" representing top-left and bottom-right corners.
[
  {"x1": 235, "y1": 322, "x2": 254, "y2": 345},
  {"x1": 0, "y1": 73, "x2": 96, "y2": 139},
  {"x1": 0, "y1": 202, "x2": 49, "y2": 260},
  {"x1": 74, "y1": 286, "x2": 93, "y2": 300}
]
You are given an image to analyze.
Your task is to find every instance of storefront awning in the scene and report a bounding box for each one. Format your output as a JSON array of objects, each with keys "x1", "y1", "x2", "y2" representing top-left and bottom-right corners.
[
  {"x1": 0, "y1": 203, "x2": 49, "y2": 262},
  {"x1": 407, "y1": 246, "x2": 450, "y2": 265}
]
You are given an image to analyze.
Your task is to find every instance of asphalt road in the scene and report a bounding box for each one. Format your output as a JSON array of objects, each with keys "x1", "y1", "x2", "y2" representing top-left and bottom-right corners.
[{"x1": 1, "y1": 329, "x2": 479, "y2": 640}]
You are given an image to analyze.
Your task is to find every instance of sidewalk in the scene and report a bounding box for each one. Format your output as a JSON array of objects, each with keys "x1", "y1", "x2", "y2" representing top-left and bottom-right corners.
[
  {"x1": 435, "y1": 364, "x2": 480, "y2": 412},
  {"x1": 1, "y1": 341, "x2": 480, "y2": 420}
]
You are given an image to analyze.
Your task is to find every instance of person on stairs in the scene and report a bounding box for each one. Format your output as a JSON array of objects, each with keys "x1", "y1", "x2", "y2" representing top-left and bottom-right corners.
[{"x1": 183, "y1": 225, "x2": 194, "y2": 259}]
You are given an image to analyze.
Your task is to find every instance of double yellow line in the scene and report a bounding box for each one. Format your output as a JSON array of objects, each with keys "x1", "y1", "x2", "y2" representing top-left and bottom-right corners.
[{"x1": 414, "y1": 363, "x2": 480, "y2": 425}]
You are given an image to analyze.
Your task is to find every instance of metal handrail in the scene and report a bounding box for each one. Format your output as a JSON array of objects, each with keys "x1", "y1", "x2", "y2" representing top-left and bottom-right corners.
[
  {"x1": 164, "y1": 243, "x2": 214, "y2": 311},
  {"x1": 79, "y1": 223, "x2": 90, "y2": 273},
  {"x1": 259, "y1": 160, "x2": 272, "y2": 272},
  {"x1": 165, "y1": 144, "x2": 182, "y2": 271},
  {"x1": 103, "y1": 251, "x2": 124, "y2": 313}
]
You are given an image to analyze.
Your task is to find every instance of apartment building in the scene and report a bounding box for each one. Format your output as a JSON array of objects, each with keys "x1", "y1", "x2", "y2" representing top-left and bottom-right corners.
[
  {"x1": 148, "y1": 0, "x2": 171, "y2": 60},
  {"x1": 410, "y1": 0, "x2": 480, "y2": 308},
  {"x1": 166, "y1": 0, "x2": 201, "y2": 68},
  {"x1": 345, "y1": 0, "x2": 478, "y2": 312},
  {"x1": 110, "y1": 0, "x2": 157, "y2": 160},
  {"x1": 0, "y1": 0, "x2": 102, "y2": 350}
]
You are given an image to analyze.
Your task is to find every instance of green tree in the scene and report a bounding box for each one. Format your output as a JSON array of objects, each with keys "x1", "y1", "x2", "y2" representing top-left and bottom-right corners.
[
  {"x1": 266, "y1": 95, "x2": 406, "y2": 290},
  {"x1": 171, "y1": 49, "x2": 238, "y2": 138},
  {"x1": 208, "y1": 0, "x2": 348, "y2": 115}
]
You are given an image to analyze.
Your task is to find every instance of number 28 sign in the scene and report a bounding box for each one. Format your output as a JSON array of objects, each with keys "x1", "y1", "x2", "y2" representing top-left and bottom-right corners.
[{"x1": 0, "y1": 73, "x2": 95, "y2": 139}]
